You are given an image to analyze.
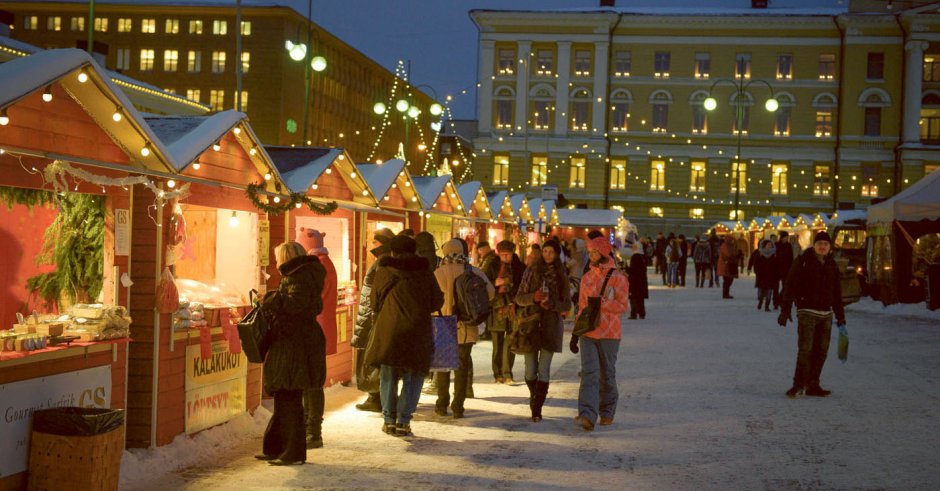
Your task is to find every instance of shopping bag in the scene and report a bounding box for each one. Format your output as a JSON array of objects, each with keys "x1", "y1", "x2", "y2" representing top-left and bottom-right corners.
[
  {"x1": 837, "y1": 324, "x2": 849, "y2": 363},
  {"x1": 430, "y1": 314, "x2": 459, "y2": 372},
  {"x1": 237, "y1": 290, "x2": 273, "y2": 363},
  {"x1": 508, "y1": 306, "x2": 540, "y2": 355}
]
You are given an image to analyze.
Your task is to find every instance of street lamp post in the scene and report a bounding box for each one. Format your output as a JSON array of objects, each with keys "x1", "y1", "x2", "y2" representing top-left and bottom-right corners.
[
  {"x1": 704, "y1": 76, "x2": 778, "y2": 223},
  {"x1": 285, "y1": 0, "x2": 328, "y2": 145}
]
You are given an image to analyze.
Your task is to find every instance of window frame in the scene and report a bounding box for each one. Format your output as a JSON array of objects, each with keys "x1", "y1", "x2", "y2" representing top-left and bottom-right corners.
[{"x1": 650, "y1": 160, "x2": 666, "y2": 191}]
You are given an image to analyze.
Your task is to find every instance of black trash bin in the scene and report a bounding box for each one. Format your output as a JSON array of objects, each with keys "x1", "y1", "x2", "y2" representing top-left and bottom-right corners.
[
  {"x1": 927, "y1": 263, "x2": 940, "y2": 311},
  {"x1": 28, "y1": 407, "x2": 125, "y2": 491}
]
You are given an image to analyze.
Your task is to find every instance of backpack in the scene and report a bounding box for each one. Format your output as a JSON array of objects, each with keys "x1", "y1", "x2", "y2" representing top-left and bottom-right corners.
[
  {"x1": 454, "y1": 263, "x2": 491, "y2": 325},
  {"x1": 668, "y1": 245, "x2": 679, "y2": 263}
]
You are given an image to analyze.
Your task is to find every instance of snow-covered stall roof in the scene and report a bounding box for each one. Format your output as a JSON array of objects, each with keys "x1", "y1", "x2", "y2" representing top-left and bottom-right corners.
[
  {"x1": 768, "y1": 216, "x2": 792, "y2": 229},
  {"x1": 829, "y1": 209, "x2": 867, "y2": 228},
  {"x1": 487, "y1": 191, "x2": 511, "y2": 221},
  {"x1": 508, "y1": 194, "x2": 532, "y2": 220},
  {"x1": 543, "y1": 200, "x2": 556, "y2": 221},
  {"x1": 554, "y1": 209, "x2": 621, "y2": 228},
  {"x1": 412, "y1": 175, "x2": 464, "y2": 215},
  {"x1": 145, "y1": 111, "x2": 245, "y2": 170},
  {"x1": 0, "y1": 48, "x2": 175, "y2": 172},
  {"x1": 868, "y1": 168, "x2": 940, "y2": 225},
  {"x1": 457, "y1": 181, "x2": 492, "y2": 220},
  {"x1": 265, "y1": 146, "x2": 375, "y2": 205},
  {"x1": 528, "y1": 198, "x2": 544, "y2": 220},
  {"x1": 357, "y1": 159, "x2": 419, "y2": 208}
]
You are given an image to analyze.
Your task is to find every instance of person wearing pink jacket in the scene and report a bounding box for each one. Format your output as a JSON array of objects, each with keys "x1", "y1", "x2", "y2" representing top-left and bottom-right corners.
[{"x1": 573, "y1": 236, "x2": 629, "y2": 431}]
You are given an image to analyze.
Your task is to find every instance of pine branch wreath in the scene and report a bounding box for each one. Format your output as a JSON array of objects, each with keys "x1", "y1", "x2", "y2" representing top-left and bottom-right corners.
[{"x1": 245, "y1": 182, "x2": 338, "y2": 215}]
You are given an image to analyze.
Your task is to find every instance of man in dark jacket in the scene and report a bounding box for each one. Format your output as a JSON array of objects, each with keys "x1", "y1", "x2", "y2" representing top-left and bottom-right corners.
[
  {"x1": 676, "y1": 234, "x2": 688, "y2": 287},
  {"x1": 477, "y1": 241, "x2": 499, "y2": 341},
  {"x1": 654, "y1": 232, "x2": 667, "y2": 284},
  {"x1": 350, "y1": 227, "x2": 396, "y2": 412},
  {"x1": 489, "y1": 240, "x2": 526, "y2": 383},
  {"x1": 627, "y1": 242, "x2": 648, "y2": 319},
  {"x1": 774, "y1": 231, "x2": 795, "y2": 309},
  {"x1": 366, "y1": 235, "x2": 444, "y2": 437},
  {"x1": 708, "y1": 231, "x2": 721, "y2": 288},
  {"x1": 778, "y1": 231, "x2": 846, "y2": 399}
]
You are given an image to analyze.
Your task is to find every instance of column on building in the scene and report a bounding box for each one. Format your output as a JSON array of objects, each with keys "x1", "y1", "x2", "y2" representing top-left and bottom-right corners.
[
  {"x1": 903, "y1": 40, "x2": 929, "y2": 143},
  {"x1": 478, "y1": 39, "x2": 496, "y2": 134},
  {"x1": 554, "y1": 41, "x2": 572, "y2": 136},
  {"x1": 515, "y1": 41, "x2": 532, "y2": 135},
  {"x1": 592, "y1": 41, "x2": 609, "y2": 137}
]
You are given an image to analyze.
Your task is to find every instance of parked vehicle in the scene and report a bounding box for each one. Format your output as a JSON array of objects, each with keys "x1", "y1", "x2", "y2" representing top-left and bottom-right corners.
[{"x1": 828, "y1": 209, "x2": 868, "y2": 303}]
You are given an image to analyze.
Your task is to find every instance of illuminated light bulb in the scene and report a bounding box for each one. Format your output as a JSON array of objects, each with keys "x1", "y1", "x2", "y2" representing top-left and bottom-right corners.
[
  {"x1": 377, "y1": 159, "x2": 383, "y2": 165},
  {"x1": 411, "y1": 196, "x2": 417, "y2": 202},
  {"x1": 249, "y1": 147, "x2": 257, "y2": 156},
  {"x1": 77, "y1": 70, "x2": 89, "y2": 83},
  {"x1": 228, "y1": 211, "x2": 239, "y2": 228},
  {"x1": 419, "y1": 211, "x2": 425, "y2": 217},
  {"x1": 373, "y1": 102, "x2": 386, "y2": 115},
  {"x1": 233, "y1": 127, "x2": 241, "y2": 135},
  {"x1": 112, "y1": 110, "x2": 122, "y2": 122},
  {"x1": 212, "y1": 141, "x2": 221, "y2": 151},
  {"x1": 384, "y1": 196, "x2": 390, "y2": 201},
  {"x1": 404, "y1": 181, "x2": 411, "y2": 187},
  {"x1": 350, "y1": 172, "x2": 357, "y2": 179},
  {"x1": 0, "y1": 109, "x2": 9, "y2": 126},
  {"x1": 42, "y1": 86, "x2": 53, "y2": 102},
  {"x1": 311, "y1": 184, "x2": 318, "y2": 190},
  {"x1": 429, "y1": 103, "x2": 443, "y2": 116},
  {"x1": 407, "y1": 106, "x2": 420, "y2": 119},
  {"x1": 361, "y1": 189, "x2": 369, "y2": 196},
  {"x1": 337, "y1": 154, "x2": 345, "y2": 161},
  {"x1": 703, "y1": 97, "x2": 717, "y2": 111},
  {"x1": 431, "y1": 121, "x2": 442, "y2": 132},
  {"x1": 286, "y1": 41, "x2": 307, "y2": 61},
  {"x1": 140, "y1": 145, "x2": 151, "y2": 157},
  {"x1": 273, "y1": 196, "x2": 281, "y2": 203},
  {"x1": 264, "y1": 172, "x2": 272, "y2": 180},
  {"x1": 396, "y1": 99, "x2": 409, "y2": 112},
  {"x1": 192, "y1": 162, "x2": 201, "y2": 170},
  {"x1": 295, "y1": 202, "x2": 302, "y2": 208},
  {"x1": 166, "y1": 179, "x2": 176, "y2": 189}
]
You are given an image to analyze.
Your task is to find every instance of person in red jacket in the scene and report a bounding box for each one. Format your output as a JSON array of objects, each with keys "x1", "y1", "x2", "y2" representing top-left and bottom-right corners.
[{"x1": 572, "y1": 236, "x2": 629, "y2": 431}]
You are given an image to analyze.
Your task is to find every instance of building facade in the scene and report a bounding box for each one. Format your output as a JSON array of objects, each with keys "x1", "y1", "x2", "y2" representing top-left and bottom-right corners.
[
  {"x1": 5, "y1": 1, "x2": 438, "y2": 167},
  {"x1": 470, "y1": 3, "x2": 940, "y2": 234}
]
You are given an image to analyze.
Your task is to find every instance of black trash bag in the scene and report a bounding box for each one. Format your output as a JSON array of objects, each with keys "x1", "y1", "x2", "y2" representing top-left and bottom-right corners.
[{"x1": 32, "y1": 407, "x2": 125, "y2": 436}]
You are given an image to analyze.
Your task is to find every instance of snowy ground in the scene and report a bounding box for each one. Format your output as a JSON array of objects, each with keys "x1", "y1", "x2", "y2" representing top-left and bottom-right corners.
[{"x1": 121, "y1": 272, "x2": 940, "y2": 490}]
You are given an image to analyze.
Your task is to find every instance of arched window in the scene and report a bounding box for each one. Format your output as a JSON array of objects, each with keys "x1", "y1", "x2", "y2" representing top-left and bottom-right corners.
[
  {"x1": 689, "y1": 90, "x2": 709, "y2": 134},
  {"x1": 493, "y1": 86, "x2": 514, "y2": 130},
  {"x1": 774, "y1": 92, "x2": 796, "y2": 137},
  {"x1": 610, "y1": 89, "x2": 632, "y2": 132},
  {"x1": 858, "y1": 88, "x2": 890, "y2": 137},
  {"x1": 569, "y1": 87, "x2": 591, "y2": 132},
  {"x1": 649, "y1": 90, "x2": 672, "y2": 133},
  {"x1": 812, "y1": 92, "x2": 837, "y2": 138},
  {"x1": 730, "y1": 92, "x2": 753, "y2": 135}
]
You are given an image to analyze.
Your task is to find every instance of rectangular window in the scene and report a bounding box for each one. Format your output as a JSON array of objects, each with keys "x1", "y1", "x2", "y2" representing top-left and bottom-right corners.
[
  {"x1": 163, "y1": 50, "x2": 178, "y2": 71},
  {"x1": 613, "y1": 51, "x2": 631, "y2": 77},
  {"x1": 692, "y1": 105, "x2": 707, "y2": 134},
  {"x1": 689, "y1": 208, "x2": 705, "y2": 220},
  {"x1": 654, "y1": 52, "x2": 670, "y2": 78},
  {"x1": 573, "y1": 50, "x2": 591, "y2": 77},
  {"x1": 652, "y1": 104, "x2": 668, "y2": 132},
  {"x1": 732, "y1": 104, "x2": 750, "y2": 135},
  {"x1": 925, "y1": 56, "x2": 940, "y2": 82},
  {"x1": 569, "y1": 157, "x2": 586, "y2": 189},
  {"x1": 210, "y1": 89, "x2": 225, "y2": 111},
  {"x1": 241, "y1": 21, "x2": 251, "y2": 36},
  {"x1": 730, "y1": 209, "x2": 745, "y2": 221},
  {"x1": 70, "y1": 17, "x2": 84, "y2": 31},
  {"x1": 815, "y1": 111, "x2": 833, "y2": 137},
  {"x1": 690, "y1": 161, "x2": 706, "y2": 192},
  {"x1": 921, "y1": 114, "x2": 940, "y2": 143},
  {"x1": 139, "y1": 49, "x2": 155, "y2": 71},
  {"x1": 735, "y1": 53, "x2": 751, "y2": 80},
  {"x1": 94, "y1": 17, "x2": 108, "y2": 32},
  {"x1": 187, "y1": 51, "x2": 201, "y2": 73},
  {"x1": 867, "y1": 52, "x2": 884, "y2": 80},
  {"x1": 694, "y1": 53, "x2": 710, "y2": 80},
  {"x1": 494, "y1": 100, "x2": 513, "y2": 129},
  {"x1": 117, "y1": 18, "x2": 132, "y2": 32},
  {"x1": 571, "y1": 101, "x2": 589, "y2": 131},
  {"x1": 818, "y1": 54, "x2": 835, "y2": 80},
  {"x1": 241, "y1": 52, "x2": 250, "y2": 73},
  {"x1": 213, "y1": 20, "x2": 227, "y2": 35},
  {"x1": 189, "y1": 19, "x2": 203, "y2": 34},
  {"x1": 814, "y1": 164, "x2": 831, "y2": 196},
  {"x1": 771, "y1": 163, "x2": 788, "y2": 195},
  {"x1": 532, "y1": 101, "x2": 552, "y2": 130},
  {"x1": 649, "y1": 207, "x2": 664, "y2": 218},
  {"x1": 611, "y1": 103, "x2": 629, "y2": 132},
  {"x1": 864, "y1": 107, "x2": 881, "y2": 137},
  {"x1": 165, "y1": 19, "x2": 179, "y2": 34},
  {"x1": 777, "y1": 54, "x2": 792, "y2": 80},
  {"x1": 186, "y1": 89, "x2": 201, "y2": 103},
  {"x1": 493, "y1": 154, "x2": 510, "y2": 186},
  {"x1": 731, "y1": 162, "x2": 747, "y2": 194},
  {"x1": 47, "y1": 16, "x2": 61, "y2": 31},
  {"x1": 23, "y1": 16, "x2": 38, "y2": 30},
  {"x1": 530, "y1": 156, "x2": 548, "y2": 186},
  {"x1": 610, "y1": 159, "x2": 626, "y2": 190},
  {"x1": 211, "y1": 51, "x2": 226, "y2": 73},
  {"x1": 536, "y1": 50, "x2": 553, "y2": 76},
  {"x1": 497, "y1": 48, "x2": 514, "y2": 75},
  {"x1": 774, "y1": 107, "x2": 791, "y2": 136},
  {"x1": 650, "y1": 160, "x2": 665, "y2": 191},
  {"x1": 115, "y1": 48, "x2": 130, "y2": 70},
  {"x1": 239, "y1": 91, "x2": 248, "y2": 111},
  {"x1": 141, "y1": 18, "x2": 155, "y2": 33},
  {"x1": 861, "y1": 162, "x2": 879, "y2": 197}
]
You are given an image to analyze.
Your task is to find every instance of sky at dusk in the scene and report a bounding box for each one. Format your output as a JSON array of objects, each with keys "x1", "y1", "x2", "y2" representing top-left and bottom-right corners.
[{"x1": 303, "y1": 0, "x2": 844, "y2": 119}]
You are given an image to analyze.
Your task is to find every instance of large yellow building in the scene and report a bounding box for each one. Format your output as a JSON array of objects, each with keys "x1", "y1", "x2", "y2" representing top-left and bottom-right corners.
[
  {"x1": 470, "y1": 2, "x2": 940, "y2": 234},
  {"x1": 4, "y1": 1, "x2": 438, "y2": 167}
]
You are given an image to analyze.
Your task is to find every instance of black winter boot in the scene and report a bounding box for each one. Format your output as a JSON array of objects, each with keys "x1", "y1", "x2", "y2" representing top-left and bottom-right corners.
[
  {"x1": 533, "y1": 381, "x2": 549, "y2": 422},
  {"x1": 525, "y1": 379, "x2": 537, "y2": 419},
  {"x1": 355, "y1": 392, "x2": 382, "y2": 412},
  {"x1": 304, "y1": 388, "x2": 324, "y2": 449}
]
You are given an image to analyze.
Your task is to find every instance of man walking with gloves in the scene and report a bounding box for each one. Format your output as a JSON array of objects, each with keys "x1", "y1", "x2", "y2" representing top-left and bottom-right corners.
[{"x1": 778, "y1": 231, "x2": 846, "y2": 399}]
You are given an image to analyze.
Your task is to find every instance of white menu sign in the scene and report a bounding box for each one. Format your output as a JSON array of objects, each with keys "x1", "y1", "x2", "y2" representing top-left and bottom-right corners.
[{"x1": 115, "y1": 208, "x2": 130, "y2": 256}]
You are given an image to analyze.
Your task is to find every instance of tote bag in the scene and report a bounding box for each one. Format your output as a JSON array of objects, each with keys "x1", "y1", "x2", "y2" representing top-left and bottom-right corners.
[{"x1": 430, "y1": 313, "x2": 459, "y2": 372}]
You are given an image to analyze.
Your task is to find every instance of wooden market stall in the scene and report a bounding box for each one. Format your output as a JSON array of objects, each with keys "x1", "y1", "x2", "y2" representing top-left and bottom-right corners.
[
  {"x1": 485, "y1": 190, "x2": 516, "y2": 250},
  {"x1": 456, "y1": 181, "x2": 495, "y2": 261},
  {"x1": 356, "y1": 159, "x2": 422, "y2": 274},
  {"x1": 412, "y1": 174, "x2": 466, "y2": 253},
  {"x1": 508, "y1": 193, "x2": 536, "y2": 245}
]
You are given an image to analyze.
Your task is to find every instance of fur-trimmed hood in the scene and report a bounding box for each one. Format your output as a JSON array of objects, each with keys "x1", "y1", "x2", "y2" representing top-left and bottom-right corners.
[{"x1": 278, "y1": 254, "x2": 321, "y2": 276}]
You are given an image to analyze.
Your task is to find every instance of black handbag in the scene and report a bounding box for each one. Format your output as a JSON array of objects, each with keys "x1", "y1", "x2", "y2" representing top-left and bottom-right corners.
[
  {"x1": 237, "y1": 290, "x2": 274, "y2": 363},
  {"x1": 573, "y1": 269, "x2": 614, "y2": 336},
  {"x1": 508, "y1": 305, "x2": 541, "y2": 354}
]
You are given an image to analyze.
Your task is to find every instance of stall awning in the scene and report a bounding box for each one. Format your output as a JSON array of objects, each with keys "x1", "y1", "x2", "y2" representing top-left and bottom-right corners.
[
  {"x1": 868, "y1": 168, "x2": 940, "y2": 225},
  {"x1": 266, "y1": 146, "x2": 376, "y2": 206},
  {"x1": 554, "y1": 209, "x2": 622, "y2": 228},
  {"x1": 412, "y1": 174, "x2": 465, "y2": 215},
  {"x1": 357, "y1": 159, "x2": 420, "y2": 210}
]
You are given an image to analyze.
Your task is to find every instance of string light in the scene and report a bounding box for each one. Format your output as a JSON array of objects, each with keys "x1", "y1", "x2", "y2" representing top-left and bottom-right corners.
[{"x1": 42, "y1": 86, "x2": 53, "y2": 102}]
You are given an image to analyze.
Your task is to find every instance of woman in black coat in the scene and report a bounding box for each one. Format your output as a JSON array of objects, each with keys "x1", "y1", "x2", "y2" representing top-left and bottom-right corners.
[
  {"x1": 257, "y1": 241, "x2": 326, "y2": 466},
  {"x1": 514, "y1": 239, "x2": 571, "y2": 422},
  {"x1": 627, "y1": 243, "x2": 649, "y2": 319}
]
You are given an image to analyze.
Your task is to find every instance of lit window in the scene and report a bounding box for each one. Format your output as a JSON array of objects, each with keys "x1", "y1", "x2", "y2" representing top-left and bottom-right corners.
[
  {"x1": 187, "y1": 51, "x2": 201, "y2": 73},
  {"x1": 46, "y1": 16, "x2": 61, "y2": 31},
  {"x1": 23, "y1": 16, "x2": 38, "y2": 30},
  {"x1": 213, "y1": 20, "x2": 227, "y2": 35},
  {"x1": 241, "y1": 52, "x2": 250, "y2": 73},
  {"x1": 654, "y1": 52, "x2": 670, "y2": 79},
  {"x1": 239, "y1": 92, "x2": 248, "y2": 111},
  {"x1": 731, "y1": 93, "x2": 750, "y2": 135},
  {"x1": 689, "y1": 208, "x2": 705, "y2": 220},
  {"x1": 115, "y1": 48, "x2": 130, "y2": 70},
  {"x1": 814, "y1": 164, "x2": 831, "y2": 196},
  {"x1": 611, "y1": 102, "x2": 629, "y2": 132},
  {"x1": 777, "y1": 54, "x2": 792, "y2": 80},
  {"x1": 94, "y1": 17, "x2": 108, "y2": 32},
  {"x1": 569, "y1": 157, "x2": 586, "y2": 189},
  {"x1": 925, "y1": 56, "x2": 940, "y2": 82},
  {"x1": 141, "y1": 18, "x2": 155, "y2": 33},
  {"x1": 497, "y1": 48, "x2": 514, "y2": 75},
  {"x1": 189, "y1": 20, "x2": 203, "y2": 34},
  {"x1": 690, "y1": 161, "x2": 706, "y2": 192},
  {"x1": 735, "y1": 53, "x2": 751, "y2": 80},
  {"x1": 771, "y1": 163, "x2": 788, "y2": 195},
  {"x1": 241, "y1": 21, "x2": 251, "y2": 36},
  {"x1": 650, "y1": 160, "x2": 665, "y2": 191},
  {"x1": 694, "y1": 53, "x2": 710, "y2": 80},
  {"x1": 815, "y1": 111, "x2": 832, "y2": 137},
  {"x1": 613, "y1": 51, "x2": 631, "y2": 77},
  {"x1": 573, "y1": 50, "x2": 591, "y2": 77},
  {"x1": 493, "y1": 88, "x2": 513, "y2": 129},
  {"x1": 649, "y1": 207, "x2": 664, "y2": 218},
  {"x1": 532, "y1": 100, "x2": 552, "y2": 131},
  {"x1": 536, "y1": 50, "x2": 553, "y2": 76},
  {"x1": 117, "y1": 18, "x2": 132, "y2": 32},
  {"x1": 774, "y1": 106, "x2": 791, "y2": 136},
  {"x1": 730, "y1": 210, "x2": 745, "y2": 221},
  {"x1": 164, "y1": 50, "x2": 179, "y2": 71},
  {"x1": 731, "y1": 162, "x2": 747, "y2": 194},
  {"x1": 530, "y1": 156, "x2": 548, "y2": 186},
  {"x1": 610, "y1": 159, "x2": 626, "y2": 190},
  {"x1": 493, "y1": 154, "x2": 510, "y2": 186},
  {"x1": 186, "y1": 89, "x2": 201, "y2": 103},
  {"x1": 70, "y1": 17, "x2": 84, "y2": 31},
  {"x1": 818, "y1": 54, "x2": 835, "y2": 80},
  {"x1": 212, "y1": 51, "x2": 226, "y2": 73},
  {"x1": 210, "y1": 89, "x2": 225, "y2": 111},
  {"x1": 165, "y1": 19, "x2": 179, "y2": 34},
  {"x1": 139, "y1": 49, "x2": 155, "y2": 71},
  {"x1": 861, "y1": 163, "x2": 879, "y2": 197},
  {"x1": 570, "y1": 89, "x2": 590, "y2": 132}
]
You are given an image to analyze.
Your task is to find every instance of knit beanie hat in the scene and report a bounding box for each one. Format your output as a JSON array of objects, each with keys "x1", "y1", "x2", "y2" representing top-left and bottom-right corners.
[
  {"x1": 813, "y1": 231, "x2": 832, "y2": 244},
  {"x1": 374, "y1": 227, "x2": 395, "y2": 244},
  {"x1": 389, "y1": 235, "x2": 417, "y2": 255},
  {"x1": 541, "y1": 239, "x2": 561, "y2": 256},
  {"x1": 587, "y1": 236, "x2": 612, "y2": 256}
]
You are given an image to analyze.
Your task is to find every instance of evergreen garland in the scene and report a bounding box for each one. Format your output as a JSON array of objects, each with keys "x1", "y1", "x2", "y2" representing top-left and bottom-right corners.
[
  {"x1": 245, "y1": 182, "x2": 338, "y2": 215},
  {"x1": 26, "y1": 193, "x2": 105, "y2": 308},
  {"x1": 0, "y1": 185, "x2": 55, "y2": 210}
]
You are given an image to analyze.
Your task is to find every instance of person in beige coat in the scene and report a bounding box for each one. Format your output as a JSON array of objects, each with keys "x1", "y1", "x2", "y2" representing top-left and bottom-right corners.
[{"x1": 433, "y1": 239, "x2": 495, "y2": 418}]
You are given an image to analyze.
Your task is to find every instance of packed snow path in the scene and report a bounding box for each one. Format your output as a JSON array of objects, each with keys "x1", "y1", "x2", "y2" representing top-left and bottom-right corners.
[{"x1": 124, "y1": 272, "x2": 940, "y2": 490}]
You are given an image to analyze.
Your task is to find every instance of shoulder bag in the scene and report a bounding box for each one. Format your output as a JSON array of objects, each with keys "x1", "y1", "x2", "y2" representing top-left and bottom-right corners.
[{"x1": 573, "y1": 269, "x2": 614, "y2": 336}]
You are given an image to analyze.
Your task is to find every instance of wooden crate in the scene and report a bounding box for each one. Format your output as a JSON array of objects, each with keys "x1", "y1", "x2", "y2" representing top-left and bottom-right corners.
[{"x1": 28, "y1": 426, "x2": 123, "y2": 491}]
